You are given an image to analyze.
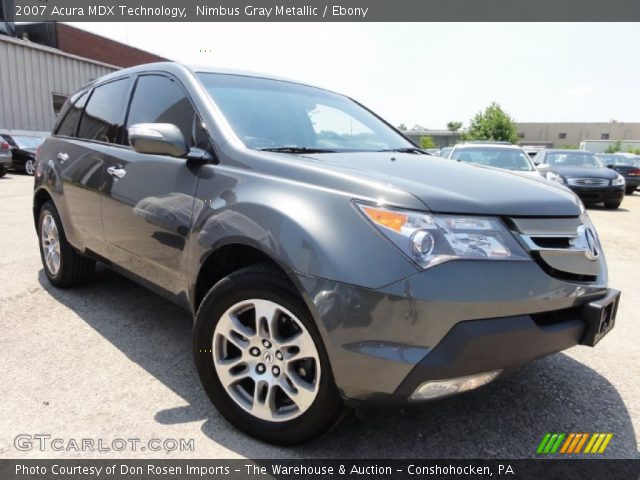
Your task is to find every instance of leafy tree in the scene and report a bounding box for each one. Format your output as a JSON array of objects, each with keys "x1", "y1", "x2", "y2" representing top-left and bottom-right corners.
[
  {"x1": 411, "y1": 124, "x2": 427, "y2": 131},
  {"x1": 605, "y1": 140, "x2": 621, "y2": 154},
  {"x1": 461, "y1": 102, "x2": 518, "y2": 143},
  {"x1": 397, "y1": 123, "x2": 407, "y2": 131},
  {"x1": 419, "y1": 136, "x2": 436, "y2": 149},
  {"x1": 446, "y1": 121, "x2": 463, "y2": 132}
]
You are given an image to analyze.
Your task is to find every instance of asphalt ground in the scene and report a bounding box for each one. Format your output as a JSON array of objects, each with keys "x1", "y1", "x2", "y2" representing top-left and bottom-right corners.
[{"x1": 0, "y1": 172, "x2": 638, "y2": 459}]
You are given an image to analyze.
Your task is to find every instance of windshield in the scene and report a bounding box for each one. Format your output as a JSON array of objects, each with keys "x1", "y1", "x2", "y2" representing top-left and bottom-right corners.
[
  {"x1": 450, "y1": 147, "x2": 534, "y2": 171},
  {"x1": 197, "y1": 73, "x2": 413, "y2": 152},
  {"x1": 12, "y1": 136, "x2": 44, "y2": 149},
  {"x1": 546, "y1": 152, "x2": 602, "y2": 169}
]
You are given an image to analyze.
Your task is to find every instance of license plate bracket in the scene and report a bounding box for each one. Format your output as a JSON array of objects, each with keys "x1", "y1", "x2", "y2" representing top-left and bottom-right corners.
[{"x1": 580, "y1": 289, "x2": 620, "y2": 346}]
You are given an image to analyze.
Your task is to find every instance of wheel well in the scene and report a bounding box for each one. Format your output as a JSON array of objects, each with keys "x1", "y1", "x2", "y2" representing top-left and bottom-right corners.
[
  {"x1": 194, "y1": 244, "x2": 290, "y2": 311},
  {"x1": 33, "y1": 189, "x2": 53, "y2": 223}
]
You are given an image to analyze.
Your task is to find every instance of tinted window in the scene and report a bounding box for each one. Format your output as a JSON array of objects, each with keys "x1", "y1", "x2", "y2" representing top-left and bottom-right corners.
[
  {"x1": 55, "y1": 91, "x2": 88, "y2": 137},
  {"x1": 77, "y1": 78, "x2": 130, "y2": 143},
  {"x1": 126, "y1": 75, "x2": 199, "y2": 147}
]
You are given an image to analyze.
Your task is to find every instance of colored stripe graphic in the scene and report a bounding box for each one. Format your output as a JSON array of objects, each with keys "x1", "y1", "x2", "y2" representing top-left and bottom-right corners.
[{"x1": 538, "y1": 433, "x2": 613, "y2": 454}]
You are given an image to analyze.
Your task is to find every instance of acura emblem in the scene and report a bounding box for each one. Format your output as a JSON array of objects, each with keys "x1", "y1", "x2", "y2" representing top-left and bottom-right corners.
[{"x1": 575, "y1": 225, "x2": 599, "y2": 261}]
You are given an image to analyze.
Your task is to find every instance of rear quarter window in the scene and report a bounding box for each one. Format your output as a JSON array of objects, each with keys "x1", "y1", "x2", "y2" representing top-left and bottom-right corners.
[{"x1": 54, "y1": 91, "x2": 88, "y2": 137}]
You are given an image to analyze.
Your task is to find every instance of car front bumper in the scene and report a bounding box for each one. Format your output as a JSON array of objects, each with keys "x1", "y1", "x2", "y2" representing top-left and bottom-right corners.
[
  {"x1": 568, "y1": 185, "x2": 624, "y2": 204},
  {"x1": 295, "y1": 260, "x2": 613, "y2": 404}
]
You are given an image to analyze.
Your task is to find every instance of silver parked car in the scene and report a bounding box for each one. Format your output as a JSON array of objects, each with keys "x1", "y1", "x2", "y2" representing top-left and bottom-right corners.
[{"x1": 0, "y1": 137, "x2": 12, "y2": 177}]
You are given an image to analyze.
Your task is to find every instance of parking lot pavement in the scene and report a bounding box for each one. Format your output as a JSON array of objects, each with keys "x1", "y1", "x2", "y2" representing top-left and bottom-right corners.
[{"x1": 0, "y1": 172, "x2": 638, "y2": 459}]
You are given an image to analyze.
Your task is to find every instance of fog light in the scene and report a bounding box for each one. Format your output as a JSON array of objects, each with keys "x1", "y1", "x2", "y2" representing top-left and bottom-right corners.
[{"x1": 409, "y1": 370, "x2": 502, "y2": 401}]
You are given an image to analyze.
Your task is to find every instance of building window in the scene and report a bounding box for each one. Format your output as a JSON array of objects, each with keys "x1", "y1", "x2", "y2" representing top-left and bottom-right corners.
[
  {"x1": 51, "y1": 94, "x2": 69, "y2": 116},
  {"x1": 558, "y1": 132, "x2": 567, "y2": 139},
  {"x1": 601, "y1": 133, "x2": 610, "y2": 140},
  {"x1": 518, "y1": 132, "x2": 525, "y2": 139}
]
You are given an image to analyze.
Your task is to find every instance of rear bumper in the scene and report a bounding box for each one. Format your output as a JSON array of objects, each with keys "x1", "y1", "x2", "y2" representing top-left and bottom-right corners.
[
  {"x1": 568, "y1": 185, "x2": 624, "y2": 204},
  {"x1": 623, "y1": 177, "x2": 640, "y2": 188}
]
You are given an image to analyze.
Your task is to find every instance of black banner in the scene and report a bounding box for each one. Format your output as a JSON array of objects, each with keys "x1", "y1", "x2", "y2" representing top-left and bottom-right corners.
[
  {"x1": 13, "y1": 0, "x2": 640, "y2": 22},
  {"x1": 1, "y1": 460, "x2": 639, "y2": 480}
]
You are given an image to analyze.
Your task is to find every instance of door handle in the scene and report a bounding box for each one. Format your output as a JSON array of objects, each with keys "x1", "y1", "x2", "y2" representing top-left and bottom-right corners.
[
  {"x1": 107, "y1": 166, "x2": 126, "y2": 179},
  {"x1": 57, "y1": 152, "x2": 69, "y2": 163}
]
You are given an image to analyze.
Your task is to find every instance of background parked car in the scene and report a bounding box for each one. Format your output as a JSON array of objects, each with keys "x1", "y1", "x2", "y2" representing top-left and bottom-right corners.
[
  {"x1": 597, "y1": 153, "x2": 640, "y2": 195},
  {"x1": 0, "y1": 133, "x2": 46, "y2": 175},
  {"x1": 445, "y1": 143, "x2": 541, "y2": 178},
  {"x1": 0, "y1": 138, "x2": 12, "y2": 177},
  {"x1": 534, "y1": 149, "x2": 625, "y2": 209}
]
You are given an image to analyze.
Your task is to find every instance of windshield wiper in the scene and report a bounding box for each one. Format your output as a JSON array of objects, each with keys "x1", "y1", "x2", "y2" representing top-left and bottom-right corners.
[
  {"x1": 259, "y1": 147, "x2": 337, "y2": 154},
  {"x1": 378, "y1": 147, "x2": 429, "y2": 155}
]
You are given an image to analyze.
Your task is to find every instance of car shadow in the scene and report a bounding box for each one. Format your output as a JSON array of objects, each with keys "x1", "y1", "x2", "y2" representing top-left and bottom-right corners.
[
  {"x1": 587, "y1": 205, "x2": 630, "y2": 213},
  {"x1": 38, "y1": 266, "x2": 638, "y2": 459}
]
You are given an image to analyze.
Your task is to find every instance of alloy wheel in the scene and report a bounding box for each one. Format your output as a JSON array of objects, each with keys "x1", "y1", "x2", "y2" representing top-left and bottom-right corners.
[
  {"x1": 41, "y1": 213, "x2": 61, "y2": 275},
  {"x1": 25, "y1": 159, "x2": 36, "y2": 175},
  {"x1": 212, "y1": 299, "x2": 321, "y2": 422}
]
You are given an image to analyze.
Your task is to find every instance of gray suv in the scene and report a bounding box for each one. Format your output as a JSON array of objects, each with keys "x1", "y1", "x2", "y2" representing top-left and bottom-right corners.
[{"x1": 33, "y1": 63, "x2": 620, "y2": 445}]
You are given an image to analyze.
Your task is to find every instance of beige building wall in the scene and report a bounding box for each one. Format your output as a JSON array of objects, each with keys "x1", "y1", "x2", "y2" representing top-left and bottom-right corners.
[{"x1": 516, "y1": 122, "x2": 640, "y2": 148}]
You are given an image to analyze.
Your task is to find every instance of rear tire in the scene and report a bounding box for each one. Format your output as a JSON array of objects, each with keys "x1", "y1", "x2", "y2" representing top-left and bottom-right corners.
[
  {"x1": 24, "y1": 159, "x2": 36, "y2": 175},
  {"x1": 0, "y1": 165, "x2": 7, "y2": 178},
  {"x1": 625, "y1": 186, "x2": 636, "y2": 195},
  {"x1": 193, "y1": 263, "x2": 344, "y2": 445},
  {"x1": 38, "y1": 201, "x2": 94, "y2": 287},
  {"x1": 604, "y1": 201, "x2": 622, "y2": 210}
]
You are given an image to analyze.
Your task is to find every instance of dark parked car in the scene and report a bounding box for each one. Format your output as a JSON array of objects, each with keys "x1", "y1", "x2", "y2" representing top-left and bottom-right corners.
[
  {"x1": 534, "y1": 149, "x2": 625, "y2": 209},
  {"x1": 0, "y1": 138, "x2": 12, "y2": 177},
  {"x1": 34, "y1": 63, "x2": 619, "y2": 444},
  {"x1": 597, "y1": 154, "x2": 640, "y2": 195},
  {"x1": 0, "y1": 133, "x2": 45, "y2": 175}
]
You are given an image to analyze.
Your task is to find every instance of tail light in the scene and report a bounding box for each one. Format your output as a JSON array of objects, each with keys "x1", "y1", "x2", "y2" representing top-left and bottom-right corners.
[
  {"x1": 0, "y1": 142, "x2": 9, "y2": 150},
  {"x1": 628, "y1": 169, "x2": 640, "y2": 176}
]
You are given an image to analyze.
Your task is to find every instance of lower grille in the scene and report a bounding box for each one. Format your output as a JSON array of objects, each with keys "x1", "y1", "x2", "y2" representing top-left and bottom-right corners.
[{"x1": 566, "y1": 177, "x2": 609, "y2": 187}]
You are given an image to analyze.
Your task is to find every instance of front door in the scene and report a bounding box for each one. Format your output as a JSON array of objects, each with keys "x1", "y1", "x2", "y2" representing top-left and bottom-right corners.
[{"x1": 101, "y1": 74, "x2": 208, "y2": 299}]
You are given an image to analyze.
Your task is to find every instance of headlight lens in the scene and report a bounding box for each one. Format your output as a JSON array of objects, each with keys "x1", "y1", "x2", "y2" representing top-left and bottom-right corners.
[
  {"x1": 612, "y1": 174, "x2": 625, "y2": 186},
  {"x1": 546, "y1": 171, "x2": 564, "y2": 183},
  {"x1": 356, "y1": 202, "x2": 529, "y2": 269}
]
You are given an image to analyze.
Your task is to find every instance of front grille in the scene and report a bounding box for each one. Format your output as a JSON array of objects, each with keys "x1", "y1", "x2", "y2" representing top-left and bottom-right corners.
[
  {"x1": 566, "y1": 177, "x2": 609, "y2": 187},
  {"x1": 507, "y1": 216, "x2": 600, "y2": 283}
]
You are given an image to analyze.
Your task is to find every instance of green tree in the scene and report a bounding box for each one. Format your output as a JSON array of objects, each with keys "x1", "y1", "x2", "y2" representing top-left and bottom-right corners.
[
  {"x1": 461, "y1": 102, "x2": 519, "y2": 143},
  {"x1": 397, "y1": 123, "x2": 407, "y2": 131},
  {"x1": 446, "y1": 121, "x2": 463, "y2": 133},
  {"x1": 605, "y1": 140, "x2": 621, "y2": 153},
  {"x1": 419, "y1": 136, "x2": 436, "y2": 149}
]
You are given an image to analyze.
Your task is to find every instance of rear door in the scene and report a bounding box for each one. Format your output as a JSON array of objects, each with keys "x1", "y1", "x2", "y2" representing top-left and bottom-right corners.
[
  {"x1": 44, "y1": 79, "x2": 132, "y2": 257},
  {"x1": 101, "y1": 73, "x2": 207, "y2": 300}
]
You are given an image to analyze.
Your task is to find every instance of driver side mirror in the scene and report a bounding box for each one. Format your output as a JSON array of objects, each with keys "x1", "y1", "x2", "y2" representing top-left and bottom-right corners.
[
  {"x1": 536, "y1": 164, "x2": 550, "y2": 174},
  {"x1": 128, "y1": 123, "x2": 189, "y2": 158}
]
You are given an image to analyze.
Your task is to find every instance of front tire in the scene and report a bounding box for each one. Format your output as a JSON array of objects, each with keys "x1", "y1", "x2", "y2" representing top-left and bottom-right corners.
[
  {"x1": 38, "y1": 201, "x2": 95, "y2": 287},
  {"x1": 193, "y1": 264, "x2": 344, "y2": 445}
]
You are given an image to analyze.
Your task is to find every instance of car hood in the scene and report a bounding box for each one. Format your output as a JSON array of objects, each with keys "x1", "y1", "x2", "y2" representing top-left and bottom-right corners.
[
  {"x1": 300, "y1": 152, "x2": 582, "y2": 216},
  {"x1": 550, "y1": 166, "x2": 618, "y2": 179}
]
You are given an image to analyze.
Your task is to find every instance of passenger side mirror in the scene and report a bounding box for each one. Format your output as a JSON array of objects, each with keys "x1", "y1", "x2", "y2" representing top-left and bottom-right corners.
[
  {"x1": 536, "y1": 164, "x2": 550, "y2": 174},
  {"x1": 606, "y1": 164, "x2": 614, "y2": 169},
  {"x1": 128, "y1": 123, "x2": 189, "y2": 158}
]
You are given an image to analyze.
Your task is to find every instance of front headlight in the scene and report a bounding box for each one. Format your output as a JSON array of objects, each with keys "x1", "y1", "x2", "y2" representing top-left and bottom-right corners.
[
  {"x1": 612, "y1": 174, "x2": 625, "y2": 186},
  {"x1": 356, "y1": 202, "x2": 529, "y2": 269},
  {"x1": 546, "y1": 171, "x2": 565, "y2": 183}
]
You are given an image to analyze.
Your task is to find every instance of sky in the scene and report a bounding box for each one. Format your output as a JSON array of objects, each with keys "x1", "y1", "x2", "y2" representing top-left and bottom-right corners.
[{"x1": 70, "y1": 22, "x2": 640, "y2": 129}]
